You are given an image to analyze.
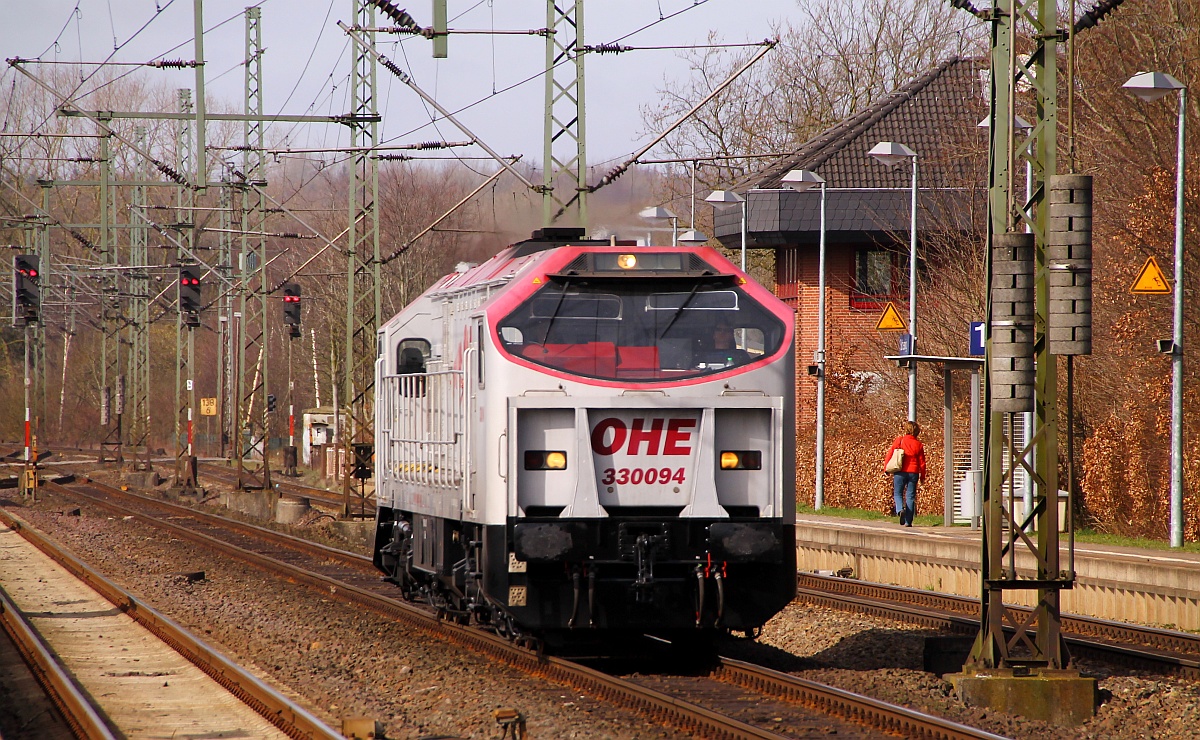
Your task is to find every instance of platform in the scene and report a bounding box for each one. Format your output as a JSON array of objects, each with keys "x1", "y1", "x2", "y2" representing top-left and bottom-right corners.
[{"x1": 795, "y1": 516, "x2": 1200, "y2": 631}]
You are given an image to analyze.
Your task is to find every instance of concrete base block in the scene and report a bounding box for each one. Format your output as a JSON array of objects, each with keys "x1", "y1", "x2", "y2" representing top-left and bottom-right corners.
[
  {"x1": 922, "y1": 636, "x2": 975, "y2": 676},
  {"x1": 329, "y1": 521, "x2": 374, "y2": 554},
  {"x1": 123, "y1": 471, "x2": 162, "y2": 489},
  {"x1": 946, "y1": 668, "x2": 1097, "y2": 726},
  {"x1": 222, "y1": 490, "x2": 276, "y2": 520},
  {"x1": 275, "y1": 497, "x2": 311, "y2": 525},
  {"x1": 163, "y1": 485, "x2": 204, "y2": 502}
]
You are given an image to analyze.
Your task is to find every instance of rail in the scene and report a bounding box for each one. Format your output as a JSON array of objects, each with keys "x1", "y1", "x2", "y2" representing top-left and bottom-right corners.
[{"x1": 0, "y1": 505, "x2": 343, "y2": 740}]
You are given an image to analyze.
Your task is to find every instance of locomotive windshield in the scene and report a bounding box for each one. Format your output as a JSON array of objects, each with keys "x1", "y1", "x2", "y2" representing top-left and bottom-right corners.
[{"x1": 497, "y1": 277, "x2": 786, "y2": 381}]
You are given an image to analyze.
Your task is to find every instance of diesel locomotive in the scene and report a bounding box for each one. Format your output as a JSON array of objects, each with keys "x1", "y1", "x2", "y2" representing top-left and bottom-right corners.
[{"x1": 372, "y1": 227, "x2": 796, "y2": 641}]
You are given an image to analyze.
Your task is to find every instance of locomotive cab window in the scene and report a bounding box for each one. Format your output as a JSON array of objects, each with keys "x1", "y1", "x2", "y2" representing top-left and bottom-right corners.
[
  {"x1": 497, "y1": 277, "x2": 784, "y2": 382},
  {"x1": 396, "y1": 338, "x2": 431, "y2": 374}
]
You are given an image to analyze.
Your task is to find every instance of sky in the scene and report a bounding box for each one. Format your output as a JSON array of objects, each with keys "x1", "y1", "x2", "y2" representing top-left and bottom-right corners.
[{"x1": 1, "y1": 0, "x2": 802, "y2": 168}]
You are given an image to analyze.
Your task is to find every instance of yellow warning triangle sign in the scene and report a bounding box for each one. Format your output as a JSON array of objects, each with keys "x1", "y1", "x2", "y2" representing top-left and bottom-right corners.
[
  {"x1": 1130, "y1": 256, "x2": 1172, "y2": 294},
  {"x1": 876, "y1": 302, "x2": 908, "y2": 331}
]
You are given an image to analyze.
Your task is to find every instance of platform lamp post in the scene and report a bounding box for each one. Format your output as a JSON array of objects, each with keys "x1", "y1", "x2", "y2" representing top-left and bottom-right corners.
[
  {"x1": 639, "y1": 206, "x2": 679, "y2": 246},
  {"x1": 869, "y1": 141, "x2": 919, "y2": 422},
  {"x1": 1123, "y1": 71, "x2": 1187, "y2": 548},
  {"x1": 705, "y1": 190, "x2": 747, "y2": 271},
  {"x1": 780, "y1": 169, "x2": 828, "y2": 508}
]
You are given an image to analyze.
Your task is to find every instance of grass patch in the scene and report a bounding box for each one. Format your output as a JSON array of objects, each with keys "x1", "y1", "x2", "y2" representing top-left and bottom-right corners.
[{"x1": 1072, "y1": 529, "x2": 1200, "y2": 553}]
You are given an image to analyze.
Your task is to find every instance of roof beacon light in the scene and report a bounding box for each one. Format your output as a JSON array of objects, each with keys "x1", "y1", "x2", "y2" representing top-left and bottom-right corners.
[{"x1": 617, "y1": 254, "x2": 638, "y2": 270}]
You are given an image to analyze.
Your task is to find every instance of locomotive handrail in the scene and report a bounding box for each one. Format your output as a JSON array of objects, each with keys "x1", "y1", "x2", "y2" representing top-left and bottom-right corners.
[
  {"x1": 379, "y1": 368, "x2": 466, "y2": 489},
  {"x1": 461, "y1": 345, "x2": 477, "y2": 515}
]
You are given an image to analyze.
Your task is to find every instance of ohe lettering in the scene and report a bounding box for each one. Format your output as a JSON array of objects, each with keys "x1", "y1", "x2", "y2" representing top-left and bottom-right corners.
[{"x1": 590, "y1": 417, "x2": 695, "y2": 456}]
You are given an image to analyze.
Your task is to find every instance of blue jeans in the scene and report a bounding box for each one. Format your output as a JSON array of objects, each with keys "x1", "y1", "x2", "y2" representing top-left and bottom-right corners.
[{"x1": 893, "y1": 472, "x2": 918, "y2": 525}]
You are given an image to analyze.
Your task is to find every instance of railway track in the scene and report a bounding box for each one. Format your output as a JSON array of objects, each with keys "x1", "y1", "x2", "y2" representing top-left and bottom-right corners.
[
  {"x1": 0, "y1": 508, "x2": 341, "y2": 740},
  {"x1": 23, "y1": 475, "x2": 1010, "y2": 740},
  {"x1": 795, "y1": 573, "x2": 1200, "y2": 678},
  {"x1": 0, "y1": 583, "x2": 103, "y2": 739},
  {"x1": 195, "y1": 460, "x2": 374, "y2": 515}
]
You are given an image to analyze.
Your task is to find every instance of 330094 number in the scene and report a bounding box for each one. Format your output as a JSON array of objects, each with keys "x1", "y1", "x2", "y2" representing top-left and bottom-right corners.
[{"x1": 600, "y1": 467, "x2": 687, "y2": 485}]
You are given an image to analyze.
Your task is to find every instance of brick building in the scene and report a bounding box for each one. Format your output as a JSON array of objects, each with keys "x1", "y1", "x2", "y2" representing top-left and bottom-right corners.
[{"x1": 713, "y1": 57, "x2": 990, "y2": 423}]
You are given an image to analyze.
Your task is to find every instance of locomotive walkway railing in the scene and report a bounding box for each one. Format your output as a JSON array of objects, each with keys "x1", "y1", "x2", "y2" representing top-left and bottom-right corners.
[{"x1": 378, "y1": 370, "x2": 465, "y2": 491}]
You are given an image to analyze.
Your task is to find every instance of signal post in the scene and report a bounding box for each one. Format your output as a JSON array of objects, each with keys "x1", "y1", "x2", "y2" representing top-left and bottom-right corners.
[
  {"x1": 14, "y1": 254, "x2": 41, "y2": 498},
  {"x1": 942, "y1": 0, "x2": 1127, "y2": 725}
]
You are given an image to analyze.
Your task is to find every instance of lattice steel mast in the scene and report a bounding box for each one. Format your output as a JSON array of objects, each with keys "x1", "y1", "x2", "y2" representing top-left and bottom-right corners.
[
  {"x1": 543, "y1": 0, "x2": 587, "y2": 228},
  {"x1": 127, "y1": 127, "x2": 152, "y2": 469},
  {"x1": 342, "y1": 0, "x2": 382, "y2": 514},
  {"x1": 174, "y1": 89, "x2": 199, "y2": 490},
  {"x1": 236, "y1": 5, "x2": 272, "y2": 490}
]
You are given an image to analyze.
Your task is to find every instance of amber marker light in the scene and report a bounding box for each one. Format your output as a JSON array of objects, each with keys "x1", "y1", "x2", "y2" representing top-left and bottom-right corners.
[
  {"x1": 616, "y1": 254, "x2": 638, "y2": 269},
  {"x1": 720, "y1": 451, "x2": 762, "y2": 470},
  {"x1": 524, "y1": 450, "x2": 568, "y2": 470}
]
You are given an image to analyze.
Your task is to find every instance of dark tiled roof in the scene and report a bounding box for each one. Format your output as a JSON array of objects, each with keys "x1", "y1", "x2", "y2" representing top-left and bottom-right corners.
[
  {"x1": 753, "y1": 57, "x2": 989, "y2": 190},
  {"x1": 713, "y1": 57, "x2": 989, "y2": 245}
]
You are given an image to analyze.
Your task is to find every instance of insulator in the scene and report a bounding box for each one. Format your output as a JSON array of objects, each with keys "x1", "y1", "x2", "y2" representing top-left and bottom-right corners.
[
  {"x1": 415, "y1": 141, "x2": 446, "y2": 150},
  {"x1": 1075, "y1": 0, "x2": 1129, "y2": 32},
  {"x1": 379, "y1": 56, "x2": 412, "y2": 84},
  {"x1": 149, "y1": 58, "x2": 195, "y2": 69},
  {"x1": 369, "y1": 0, "x2": 419, "y2": 30},
  {"x1": 1046, "y1": 174, "x2": 1093, "y2": 356},
  {"x1": 153, "y1": 159, "x2": 189, "y2": 186},
  {"x1": 990, "y1": 232, "x2": 1035, "y2": 413},
  {"x1": 587, "y1": 43, "x2": 631, "y2": 55},
  {"x1": 948, "y1": 0, "x2": 982, "y2": 14},
  {"x1": 376, "y1": 154, "x2": 413, "y2": 161},
  {"x1": 68, "y1": 229, "x2": 98, "y2": 251}
]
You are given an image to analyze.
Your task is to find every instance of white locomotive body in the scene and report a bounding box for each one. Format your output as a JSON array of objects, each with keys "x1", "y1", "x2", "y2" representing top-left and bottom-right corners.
[{"x1": 373, "y1": 228, "x2": 796, "y2": 639}]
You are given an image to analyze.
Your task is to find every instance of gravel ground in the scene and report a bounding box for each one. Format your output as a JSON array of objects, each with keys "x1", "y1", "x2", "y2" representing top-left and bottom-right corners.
[
  {"x1": 6, "y1": 480, "x2": 1200, "y2": 740},
  {"x1": 741, "y1": 602, "x2": 1200, "y2": 739}
]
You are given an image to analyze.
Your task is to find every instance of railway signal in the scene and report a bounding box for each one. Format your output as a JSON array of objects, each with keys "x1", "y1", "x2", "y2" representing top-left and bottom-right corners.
[
  {"x1": 266, "y1": 393, "x2": 277, "y2": 413},
  {"x1": 13, "y1": 254, "x2": 41, "y2": 325},
  {"x1": 282, "y1": 282, "x2": 301, "y2": 337},
  {"x1": 179, "y1": 266, "x2": 202, "y2": 327}
]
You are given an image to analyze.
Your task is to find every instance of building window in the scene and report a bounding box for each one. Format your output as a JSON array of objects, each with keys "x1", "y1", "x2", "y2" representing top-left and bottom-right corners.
[{"x1": 851, "y1": 248, "x2": 906, "y2": 307}]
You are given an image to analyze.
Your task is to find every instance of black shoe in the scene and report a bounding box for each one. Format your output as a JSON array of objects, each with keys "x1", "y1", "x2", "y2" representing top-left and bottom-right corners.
[{"x1": 904, "y1": 522, "x2": 913, "y2": 527}]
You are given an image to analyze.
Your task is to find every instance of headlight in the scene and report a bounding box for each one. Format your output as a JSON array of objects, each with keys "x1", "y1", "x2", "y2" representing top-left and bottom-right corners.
[
  {"x1": 616, "y1": 254, "x2": 637, "y2": 269},
  {"x1": 719, "y1": 450, "x2": 761, "y2": 470},
  {"x1": 524, "y1": 450, "x2": 568, "y2": 470}
]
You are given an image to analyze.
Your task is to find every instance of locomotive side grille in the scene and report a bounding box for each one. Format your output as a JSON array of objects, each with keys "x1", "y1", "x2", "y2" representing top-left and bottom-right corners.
[{"x1": 378, "y1": 370, "x2": 466, "y2": 489}]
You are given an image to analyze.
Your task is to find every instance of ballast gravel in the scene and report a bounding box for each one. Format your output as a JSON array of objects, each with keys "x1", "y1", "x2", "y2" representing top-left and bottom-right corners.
[{"x1": 5, "y1": 486, "x2": 1199, "y2": 740}]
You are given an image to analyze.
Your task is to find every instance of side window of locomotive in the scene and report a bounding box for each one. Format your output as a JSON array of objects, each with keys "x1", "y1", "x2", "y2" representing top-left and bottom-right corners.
[{"x1": 395, "y1": 338, "x2": 431, "y2": 396}]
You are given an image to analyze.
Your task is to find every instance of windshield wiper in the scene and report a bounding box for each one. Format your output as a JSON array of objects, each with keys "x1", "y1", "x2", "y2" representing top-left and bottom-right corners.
[
  {"x1": 656, "y1": 281, "x2": 704, "y2": 341},
  {"x1": 539, "y1": 279, "x2": 571, "y2": 344}
]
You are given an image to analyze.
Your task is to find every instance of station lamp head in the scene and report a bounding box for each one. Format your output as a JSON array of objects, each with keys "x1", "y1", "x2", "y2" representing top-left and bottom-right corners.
[
  {"x1": 868, "y1": 141, "x2": 917, "y2": 168},
  {"x1": 781, "y1": 169, "x2": 825, "y2": 193},
  {"x1": 638, "y1": 206, "x2": 678, "y2": 221},
  {"x1": 704, "y1": 190, "x2": 745, "y2": 206},
  {"x1": 677, "y1": 229, "x2": 709, "y2": 246},
  {"x1": 1122, "y1": 71, "x2": 1185, "y2": 102}
]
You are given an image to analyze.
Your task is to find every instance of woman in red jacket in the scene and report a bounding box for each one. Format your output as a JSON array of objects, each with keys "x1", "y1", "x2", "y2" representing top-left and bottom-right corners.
[{"x1": 884, "y1": 420, "x2": 927, "y2": 527}]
